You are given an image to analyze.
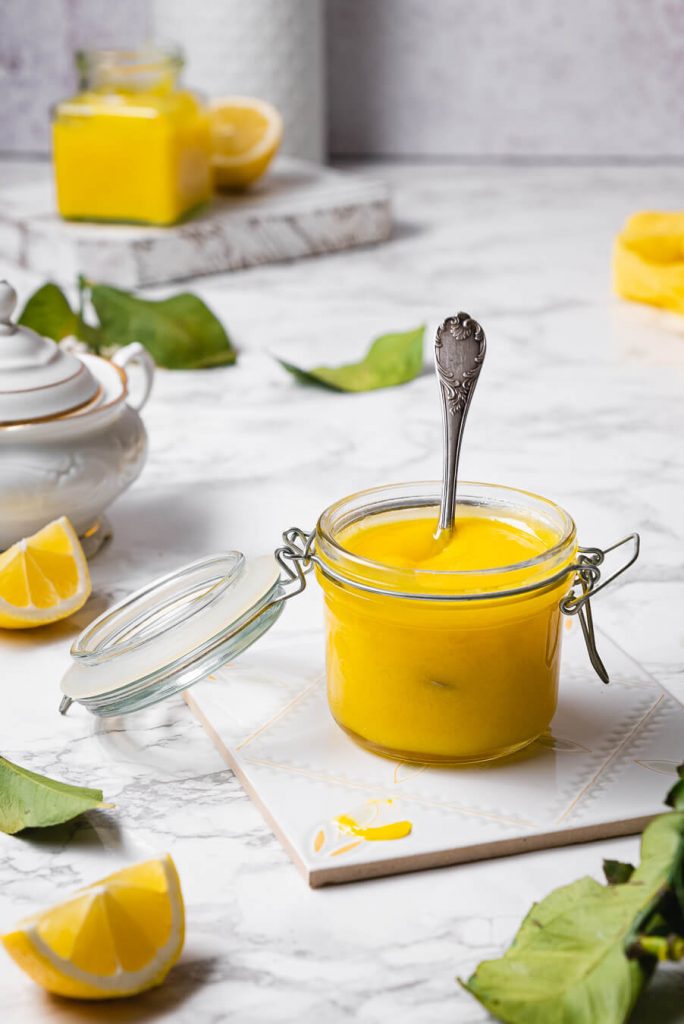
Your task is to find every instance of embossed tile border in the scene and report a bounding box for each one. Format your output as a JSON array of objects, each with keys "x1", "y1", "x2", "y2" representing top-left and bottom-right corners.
[{"x1": 186, "y1": 624, "x2": 684, "y2": 886}]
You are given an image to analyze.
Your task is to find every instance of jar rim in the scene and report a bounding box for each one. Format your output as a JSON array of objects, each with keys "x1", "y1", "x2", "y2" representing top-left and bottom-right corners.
[
  {"x1": 76, "y1": 45, "x2": 184, "y2": 73},
  {"x1": 74, "y1": 45, "x2": 184, "y2": 93},
  {"x1": 315, "y1": 481, "x2": 577, "y2": 599}
]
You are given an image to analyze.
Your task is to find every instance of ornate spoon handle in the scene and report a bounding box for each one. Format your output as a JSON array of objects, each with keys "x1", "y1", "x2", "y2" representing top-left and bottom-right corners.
[{"x1": 434, "y1": 313, "x2": 487, "y2": 536}]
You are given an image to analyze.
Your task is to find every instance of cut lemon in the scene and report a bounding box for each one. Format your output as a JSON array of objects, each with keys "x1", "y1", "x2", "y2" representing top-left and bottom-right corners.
[
  {"x1": 0, "y1": 516, "x2": 91, "y2": 628},
  {"x1": 1, "y1": 855, "x2": 184, "y2": 999},
  {"x1": 210, "y1": 96, "x2": 283, "y2": 190}
]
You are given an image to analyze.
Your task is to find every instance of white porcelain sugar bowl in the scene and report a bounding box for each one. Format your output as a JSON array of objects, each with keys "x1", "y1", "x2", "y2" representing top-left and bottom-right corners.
[{"x1": 0, "y1": 281, "x2": 154, "y2": 551}]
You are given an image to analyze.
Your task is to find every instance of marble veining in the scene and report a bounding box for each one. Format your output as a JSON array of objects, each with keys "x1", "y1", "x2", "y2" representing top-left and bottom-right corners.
[{"x1": 1, "y1": 160, "x2": 683, "y2": 1021}]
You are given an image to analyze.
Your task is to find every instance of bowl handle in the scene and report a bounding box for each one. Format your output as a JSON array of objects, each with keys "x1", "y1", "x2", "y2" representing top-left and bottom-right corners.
[{"x1": 112, "y1": 343, "x2": 155, "y2": 411}]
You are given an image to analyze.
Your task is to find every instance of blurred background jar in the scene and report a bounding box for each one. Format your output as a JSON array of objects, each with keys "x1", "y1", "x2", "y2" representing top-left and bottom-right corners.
[{"x1": 52, "y1": 45, "x2": 211, "y2": 226}]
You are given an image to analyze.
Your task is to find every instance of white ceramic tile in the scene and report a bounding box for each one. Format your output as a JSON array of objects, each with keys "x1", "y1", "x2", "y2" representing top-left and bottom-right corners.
[{"x1": 187, "y1": 620, "x2": 682, "y2": 886}]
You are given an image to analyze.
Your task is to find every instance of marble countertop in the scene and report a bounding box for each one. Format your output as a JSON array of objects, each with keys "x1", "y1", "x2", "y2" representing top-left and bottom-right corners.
[{"x1": 1, "y1": 160, "x2": 683, "y2": 1022}]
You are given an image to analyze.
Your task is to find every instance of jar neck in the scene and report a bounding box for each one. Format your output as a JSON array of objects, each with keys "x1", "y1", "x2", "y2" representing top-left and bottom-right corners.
[
  {"x1": 315, "y1": 482, "x2": 578, "y2": 601},
  {"x1": 76, "y1": 47, "x2": 183, "y2": 95}
]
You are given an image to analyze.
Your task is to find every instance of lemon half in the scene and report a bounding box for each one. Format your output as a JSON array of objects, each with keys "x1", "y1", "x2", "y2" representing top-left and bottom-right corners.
[
  {"x1": 2, "y1": 855, "x2": 185, "y2": 999},
  {"x1": 210, "y1": 96, "x2": 283, "y2": 190},
  {"x1": 0, "y1": 516, "x2": 91, "y2": 629}
]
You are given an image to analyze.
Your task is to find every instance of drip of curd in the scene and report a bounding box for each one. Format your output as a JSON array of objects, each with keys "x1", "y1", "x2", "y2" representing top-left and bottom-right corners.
[{"x1": 335, "y1": 814, "x2": 412, "y2": 841}]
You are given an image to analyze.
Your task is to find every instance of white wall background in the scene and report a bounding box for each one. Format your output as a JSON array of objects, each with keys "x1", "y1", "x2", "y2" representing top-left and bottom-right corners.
[
  {"x1": 328, "y1": 0, "x2": 684, "y2": 158},
  {"x1": 0, "y1": 0, "x2": 152, "y2": 153},
  {"x1": 2, "y1": 0, "x2": 684, "y2": 159}
]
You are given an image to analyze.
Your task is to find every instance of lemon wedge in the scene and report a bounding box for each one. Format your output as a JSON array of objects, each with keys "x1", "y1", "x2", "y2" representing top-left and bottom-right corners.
[
  {"x1": 210, "y1": 96, "x2": 283, "y2": 190},
  {"x1": 2, "y1": 855, "x2": 185, "y2": 999},
  {"x1": 0, "y1": 516, "x2": 91, "y2": 628}
]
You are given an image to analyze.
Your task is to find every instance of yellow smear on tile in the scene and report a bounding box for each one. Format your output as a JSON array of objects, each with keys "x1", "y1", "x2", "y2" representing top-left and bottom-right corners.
[{"x1": 335, "y1": 814, "x2": 412, "y2": 842}]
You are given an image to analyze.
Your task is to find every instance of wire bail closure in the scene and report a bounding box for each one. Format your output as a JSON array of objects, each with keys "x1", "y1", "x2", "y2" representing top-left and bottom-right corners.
[
  {"x1": 559, "y1": 533, "x2": 640, "y2": 684},
  {"x1": 58, "y1": 525, "x2": 638, "y2": 720},
  {"x1": 273, "y1": 528, "x2": 316, "y2": 601},
  {"x1": 273, "y1": 528, "x2": 641, "y2": 686}
]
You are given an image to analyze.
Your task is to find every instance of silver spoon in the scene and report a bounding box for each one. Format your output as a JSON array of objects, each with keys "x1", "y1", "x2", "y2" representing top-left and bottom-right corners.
[{"x1": 434, "y1": 313, "x2": 487, "y2": 539}]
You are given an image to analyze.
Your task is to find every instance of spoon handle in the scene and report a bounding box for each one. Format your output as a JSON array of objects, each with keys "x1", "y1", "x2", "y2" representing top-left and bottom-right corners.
[{"x1": 435, "y1": 313, "x2": 487, "y2": 535}]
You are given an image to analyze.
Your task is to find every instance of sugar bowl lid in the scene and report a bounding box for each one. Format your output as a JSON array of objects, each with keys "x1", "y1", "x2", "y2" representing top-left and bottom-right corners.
[{"x1": 0, "y1": 280, "x2": 100, "y2": 424}]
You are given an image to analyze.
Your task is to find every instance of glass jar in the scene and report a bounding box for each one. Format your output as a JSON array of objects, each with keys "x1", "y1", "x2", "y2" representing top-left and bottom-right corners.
[
  {"x1": 52, "y1": 46, "x2": 211, "y2": 226},
  {"x1": 315, "y1": 482, "x2": 591, "y2": 764},
  {"x1": 59, "y1": 481, "x2": 639, "y2": 769}
]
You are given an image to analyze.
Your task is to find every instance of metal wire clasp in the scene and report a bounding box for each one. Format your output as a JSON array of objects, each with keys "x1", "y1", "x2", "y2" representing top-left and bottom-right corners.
[
  {"x1": 273, "y1": 528, "x2": 316, "y2": 601},
  {"x1": 272, "y1": 527, "x2": 640, "y2": 687},
  {"x1": 559, "y1": 533, "x2": 640, "y2": 684}
]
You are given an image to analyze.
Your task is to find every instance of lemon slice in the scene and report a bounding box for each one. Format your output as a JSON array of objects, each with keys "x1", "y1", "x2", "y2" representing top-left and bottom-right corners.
[
  {"x1": 2, "y1": 855, "x2": 185, "y2": 999},
  {"x1": 0, "y1": 516, "x2": 91, "y2": 628},
  {"x1": 210, "y1": 96, "x2": 283, "y2": 190}
]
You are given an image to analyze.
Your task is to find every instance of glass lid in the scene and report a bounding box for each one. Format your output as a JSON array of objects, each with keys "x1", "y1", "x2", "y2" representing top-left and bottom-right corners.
[
  {"x1": 60, "y1": 552, "x2": 284, "y2": 717},
  {"x1": 0, "y1": 281, "x2": 100, "y2": 424}
]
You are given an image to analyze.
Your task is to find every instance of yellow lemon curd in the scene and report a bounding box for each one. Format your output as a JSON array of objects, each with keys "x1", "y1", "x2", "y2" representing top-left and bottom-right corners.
[
  {"x1": 316, "y1": 490, "x2": 576, "y2": 764},
  {"x1": 335, "y1": 814, "x2": 412, "y2": 841},
  {"x1": 53, "y1": 71, "x2": 211, "y2": 225}
]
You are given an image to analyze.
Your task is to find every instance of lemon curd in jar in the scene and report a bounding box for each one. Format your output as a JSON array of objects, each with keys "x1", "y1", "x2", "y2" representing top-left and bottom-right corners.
[
  {"x1": 314, "y1": 483, "x2": 578, "y2": 765},
  {"x1": 52, "y1": 47, "x2": 211, "y2": 226}
]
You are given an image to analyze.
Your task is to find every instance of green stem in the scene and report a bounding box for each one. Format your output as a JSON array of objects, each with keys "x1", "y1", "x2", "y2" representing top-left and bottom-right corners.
[
  {"x1": 75, "y1": 276, "x2": 101, "y2": 353},
  {"x1": 630, "y1": 934, "x2": 684, "y2": 962}
]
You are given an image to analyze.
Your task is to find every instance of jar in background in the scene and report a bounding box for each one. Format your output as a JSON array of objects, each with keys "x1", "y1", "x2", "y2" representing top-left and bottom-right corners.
[{"x1": 52, "y1": 46, "x2": 211, "y2": 226}]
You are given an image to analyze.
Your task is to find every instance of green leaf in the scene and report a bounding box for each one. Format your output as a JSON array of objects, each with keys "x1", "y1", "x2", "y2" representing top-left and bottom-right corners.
[
  {"x1": 278, "y1": 326, "x2": 425, "y2": 392},
  {"x1": 18, "y1": 283, "x2": 78, "y2": 341},
  {"x1": 0, "y1": 756, "x2": 106, "y2": 834},
  {"x1": 90, "y1": 284, "x2": 237, "y2": 370},
  {"x1": 603, "y1": 859, "x2": 635, "y2": 885},
  {"x1": 17, "y1": 282, "x2": 102, "y2": 351},
  {"x1": 665, "y1": 763, "x2": 684, "y2": 811},
  {"x1": 462, "y1": 810, "x2": 684, "y2": 1024}
]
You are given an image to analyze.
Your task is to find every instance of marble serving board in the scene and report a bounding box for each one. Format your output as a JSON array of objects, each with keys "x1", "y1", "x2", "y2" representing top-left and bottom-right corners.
[
  {"x1": 0, "y1": 158, "x2": 391, "y2": 288},
  {"x1": 186, "y1": 619, "x2": 684, "y2": 888}
]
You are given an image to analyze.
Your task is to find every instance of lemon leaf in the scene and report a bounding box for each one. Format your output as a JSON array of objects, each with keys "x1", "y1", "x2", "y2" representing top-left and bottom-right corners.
[
  {"x1": 462, "y1": 809, "x2": 684, "y2": 1023},
  {"x1": 18, "y1": 283, "x2": 78, "y2": 341},
  {"x1": 18, "y1": 282, "x2": 102, "y2": 351},
  {"x1": 90, "y1": 284, "x2": 236, "y2": 370},
  {"x1": 278, "y1": 326, "x2": 425, "y2": 392},
  {"x1": 665, "y1": 762, "x2": 684, "y2": 811},
  {"x1": 0, "y1": 756, "x2": 106, "y2": 834},
  {"x1": 603, "y1": 859, "x2": 635, "y2": 885}
]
